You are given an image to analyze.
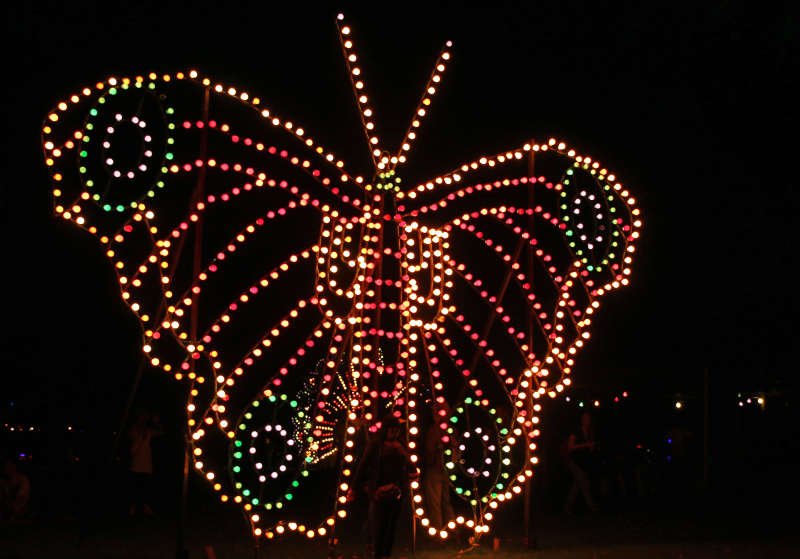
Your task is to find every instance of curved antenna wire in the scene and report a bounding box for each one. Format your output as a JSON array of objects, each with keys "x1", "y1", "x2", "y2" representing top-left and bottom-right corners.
[
  {"x1": 390, "y1": 40, "x2": 454, "y2": 172},
  {"x1": 336, "y1": 14, "x2": 382, "y2": 173}
]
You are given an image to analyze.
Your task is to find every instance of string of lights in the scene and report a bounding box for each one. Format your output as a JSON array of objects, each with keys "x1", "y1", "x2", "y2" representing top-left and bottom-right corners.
[{"x1": 42, "y1": 14, "x2": 641, "y2": 543}]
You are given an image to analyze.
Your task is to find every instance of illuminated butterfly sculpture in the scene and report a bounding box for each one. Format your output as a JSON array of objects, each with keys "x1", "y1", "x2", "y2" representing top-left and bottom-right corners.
[{"x1": 42, "y1": 14, "x2": 641, "y2": 543}]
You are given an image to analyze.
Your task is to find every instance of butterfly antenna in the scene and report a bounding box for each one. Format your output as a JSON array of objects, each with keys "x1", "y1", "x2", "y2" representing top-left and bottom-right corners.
[
  {"x1": 336, "y1": 14, "x2": 382, "y2": 174},
  {"x1": 391, "y1": 40, "x2": 453, "y2": 172}
]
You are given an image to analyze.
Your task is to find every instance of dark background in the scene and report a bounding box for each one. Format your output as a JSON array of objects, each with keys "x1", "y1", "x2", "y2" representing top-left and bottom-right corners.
[{"x1": 1, "y1": 0, "x2": 798, "y2": 538}]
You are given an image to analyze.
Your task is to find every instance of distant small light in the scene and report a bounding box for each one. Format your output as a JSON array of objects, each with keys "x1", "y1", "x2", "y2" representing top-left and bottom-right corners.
[{"x1": 674, "y1": 401, "x2": 683, "y2": 409}]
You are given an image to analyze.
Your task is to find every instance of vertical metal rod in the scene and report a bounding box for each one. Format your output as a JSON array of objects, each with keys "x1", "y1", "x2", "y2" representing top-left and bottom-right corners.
[
  {"x1": 176, "y1": 84, "x2": 210, "y2": 559},
  {"x1": 112, "y1": 148, "x2": 201, "y2": 465},
  {"x1": 373, "y1": 194, "x2": 386, "y2": 424},
  {"x1": 111, "y1": 356, "x2": 147, "y2": 465},
  {"x1": 523, "y1": 145, "x2": 535, "y2": 548},
  {"x1": 703, "y1": 367, "x2": 710, "y2": 488},
  {"x1": 461, "y1": 236, "x2": 526, "y2": 400}
]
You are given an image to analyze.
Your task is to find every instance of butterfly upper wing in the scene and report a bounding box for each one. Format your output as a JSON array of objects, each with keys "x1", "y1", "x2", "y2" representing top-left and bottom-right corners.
[
  {"x1": 397, "y1": 139, "x2": 642, "y2": 534},
  {"x1": 42, "y1": 71, "x2": 374, "y2": 538}
]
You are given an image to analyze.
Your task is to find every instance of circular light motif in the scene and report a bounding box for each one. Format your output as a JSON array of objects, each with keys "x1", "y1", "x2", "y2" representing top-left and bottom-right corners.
[
  {"x1": 444, "y1": 397, "x2": 511, "y2": 506},
  {"x1": 77, "y1": 82, "x2": 175, "y2": 212},
  {"x1": 559, "y1": 164, "x2": 625, "y2": 270},
  {"x1": 102, "y1": 113, "x2": 153, "y2": 179}
]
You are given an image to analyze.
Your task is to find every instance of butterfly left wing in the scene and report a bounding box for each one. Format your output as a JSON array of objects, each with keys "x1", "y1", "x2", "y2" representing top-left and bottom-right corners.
[{"x1": 42, "y1": 71, "x2": 374, "y2": 539}]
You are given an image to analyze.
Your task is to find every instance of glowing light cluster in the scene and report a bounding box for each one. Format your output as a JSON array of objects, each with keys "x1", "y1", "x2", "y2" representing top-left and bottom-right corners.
[
  {"x1": 443, "y1": 397, "x2": 512, "y2": 503},
  {"x1": 43, "y1": 13, "x2": 642, "y2": 544}
]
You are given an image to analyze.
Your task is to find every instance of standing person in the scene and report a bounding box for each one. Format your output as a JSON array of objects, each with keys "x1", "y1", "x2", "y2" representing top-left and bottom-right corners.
[
  {"x1": 562, "y1": 410, "x2": 599, "y2": 514},
  {"x1": 126, "y1": 409, "x2": 163, "y2": 516},
  {"x1": 422, "y1": 403, "x2": 454, "y2": 531},
  {"x1": 0, "y1": 457, "x2": 31, "y2": 521},
  {"x1": 351, "y1": 414, "x2": 418, "y2": 559}
]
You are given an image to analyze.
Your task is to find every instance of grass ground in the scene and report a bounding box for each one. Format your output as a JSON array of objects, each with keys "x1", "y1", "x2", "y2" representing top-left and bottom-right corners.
[
  {"x1": 2, "y1": 500, "x2": 794, "y2": 559},
  {"x1": 3, "y1": 458, "x2": 795, "y2": 559}
]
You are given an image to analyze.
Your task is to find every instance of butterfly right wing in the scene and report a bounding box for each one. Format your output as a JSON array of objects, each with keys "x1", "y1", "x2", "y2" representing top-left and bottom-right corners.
[{"x1": 397, "y1": 138, "x2": 642, "y2": 536}]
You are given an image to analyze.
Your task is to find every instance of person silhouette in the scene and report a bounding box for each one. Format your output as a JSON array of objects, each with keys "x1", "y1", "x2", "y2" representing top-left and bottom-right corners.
[
  {"x1": 0, "y1": 456, "x2": 31, "y2": 521},
  {"x1": 126, "y1": 409, "x2": 163, "y2": 516},
  {"x1": 563, "y1": 410, "x2": 599, "y2": 514},
  {"x1": 351, "y1": 414, "x2": 418, "y2": 559},
  {"x1": 422, "y1": 402, "x2": 454, "y2": 531}
]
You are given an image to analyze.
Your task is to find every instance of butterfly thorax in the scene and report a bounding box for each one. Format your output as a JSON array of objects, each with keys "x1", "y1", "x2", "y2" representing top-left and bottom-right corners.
[{"x1": 366, "y1": 168, "x2": 402, "y2": 195}]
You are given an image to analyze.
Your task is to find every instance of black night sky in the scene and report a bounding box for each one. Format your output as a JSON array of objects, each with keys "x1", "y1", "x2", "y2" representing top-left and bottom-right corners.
[{"x1": 2, "y1": 0, "x2": 798, "y2": 494}]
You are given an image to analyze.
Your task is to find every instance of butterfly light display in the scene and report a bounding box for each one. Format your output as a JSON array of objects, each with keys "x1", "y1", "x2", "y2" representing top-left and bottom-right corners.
[{"x1": 42, "y1": 14, "x2": 641, "y2": 542}]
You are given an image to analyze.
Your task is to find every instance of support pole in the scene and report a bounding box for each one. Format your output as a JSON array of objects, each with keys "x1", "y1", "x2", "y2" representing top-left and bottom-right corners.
[
  {"x1": 112, "y1": 231, "x2": 192, "y2": 464},
  {"x1": 111, "y1": 355, "x2": 148, "y2": 465},
  {"x1": 411, "y1": 497, "x2": 417, "y2": 557},
  {"x1": 373, "y1": 194, "x2": 386, "y2": 424},
  {"x1": 703, "y1": 367, "x2": 710, "y2": 489},
  {"x1": 459, "y1": 236, "x2": 525, "y2": 406},
  {"x1": 176, "y1": 84, "x2": 210, "y2": 559},
  {"x1": 523, "y1": 144, "x2": 535, "y2": 549}
]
